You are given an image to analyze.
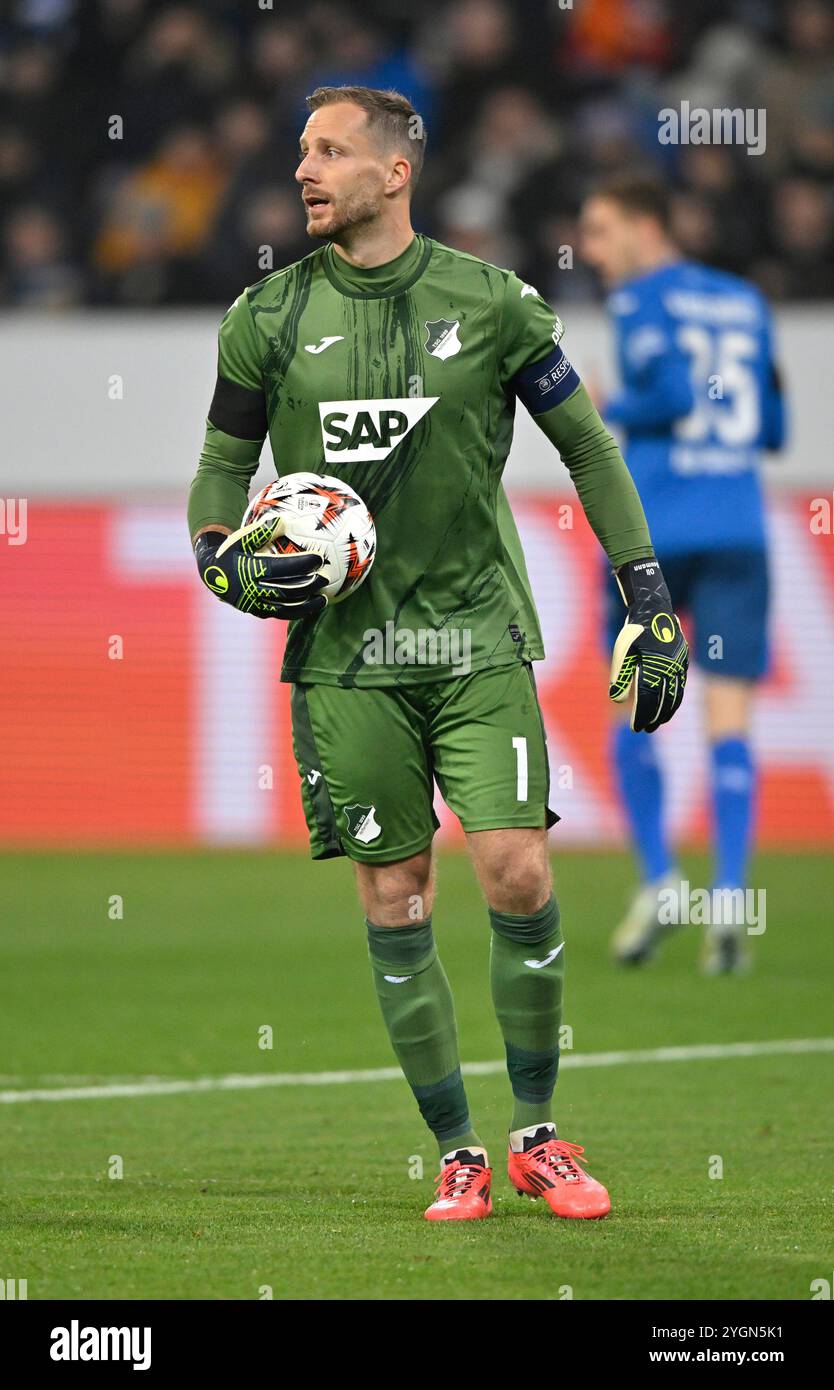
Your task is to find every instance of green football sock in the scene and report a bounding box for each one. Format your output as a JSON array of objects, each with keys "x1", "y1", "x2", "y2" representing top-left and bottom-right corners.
[
  {"x1": 367, "y1": 919, "x2": 483, "y2": 1157},
  {"x1": 489, "y1": 894, "x2": 564, "y2": 1132}
]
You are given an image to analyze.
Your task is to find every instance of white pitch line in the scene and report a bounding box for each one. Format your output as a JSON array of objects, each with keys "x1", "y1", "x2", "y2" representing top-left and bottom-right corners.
[{"x1": 1, "y1": 1038, "x2": 832, "y2": 1105}]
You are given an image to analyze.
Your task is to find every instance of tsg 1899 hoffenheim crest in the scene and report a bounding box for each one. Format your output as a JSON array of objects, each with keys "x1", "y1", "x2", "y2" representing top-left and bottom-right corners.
[
  {"x1": 344, "y1": 803, "x2": 382, "y2": 844},
  {"x1": 424, "y1": 318, "x2": 462, "y2": 360}
]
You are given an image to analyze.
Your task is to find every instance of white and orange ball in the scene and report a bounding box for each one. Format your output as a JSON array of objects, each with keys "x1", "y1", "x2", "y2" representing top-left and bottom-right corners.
[{"x1": 241, "y1": 473, "x2": 376, "y2": 604}]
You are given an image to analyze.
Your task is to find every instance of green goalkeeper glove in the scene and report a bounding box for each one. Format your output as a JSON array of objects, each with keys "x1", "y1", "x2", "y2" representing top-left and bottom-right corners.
[
  {"x1": 194, "y1": 519, "x2": 327, "y2": 620},
  {"x1": 609, "y1": 557, "x2": 688, "y2": 731}
]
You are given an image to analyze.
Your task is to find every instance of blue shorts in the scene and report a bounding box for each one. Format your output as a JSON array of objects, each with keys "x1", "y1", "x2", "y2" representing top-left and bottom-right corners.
[{"x1": 605, "y1": 549, "x2": 770, "y2": 680}]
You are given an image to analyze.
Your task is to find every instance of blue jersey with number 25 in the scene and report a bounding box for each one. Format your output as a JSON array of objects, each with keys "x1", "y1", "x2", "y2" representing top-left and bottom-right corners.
[{"x1": 604, "y1": 261, "x2": 786, "y2": 555}]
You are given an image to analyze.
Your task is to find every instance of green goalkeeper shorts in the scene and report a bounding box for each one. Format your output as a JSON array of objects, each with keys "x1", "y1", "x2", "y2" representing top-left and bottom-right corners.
[{"x1": 290, "y1": 662, "x2": 558, "y2": 864}]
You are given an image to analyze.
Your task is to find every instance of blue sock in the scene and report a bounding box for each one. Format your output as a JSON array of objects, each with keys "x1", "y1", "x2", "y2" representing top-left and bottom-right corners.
[
  {"x1": 711, "y1": 736, "x2": 755, "y2": 888},
  {"x1": 612, "y1": 723, "x2": 672, "y2": 884}
]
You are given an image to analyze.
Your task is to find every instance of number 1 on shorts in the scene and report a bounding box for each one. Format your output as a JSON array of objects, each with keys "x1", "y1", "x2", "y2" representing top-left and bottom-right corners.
[{"x1": 512, "y1": 736, "x2": 528, "y2": 801}]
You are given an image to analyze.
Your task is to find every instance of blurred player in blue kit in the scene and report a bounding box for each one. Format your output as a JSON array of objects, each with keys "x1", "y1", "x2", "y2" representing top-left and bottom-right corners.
[{"x1": 580, "y1": 177, "x2": 787, "y2": 974}]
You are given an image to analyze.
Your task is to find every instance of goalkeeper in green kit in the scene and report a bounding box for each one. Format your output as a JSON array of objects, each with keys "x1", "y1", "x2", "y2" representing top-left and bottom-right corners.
[{"x1": 188, "y1": 86, "x2": 688, "y2": 1221}]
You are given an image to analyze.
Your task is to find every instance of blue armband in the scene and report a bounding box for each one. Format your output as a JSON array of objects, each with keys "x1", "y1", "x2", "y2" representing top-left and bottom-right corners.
[{"x1": 511, "y1": 344, "x2": 581, "y2": 415}]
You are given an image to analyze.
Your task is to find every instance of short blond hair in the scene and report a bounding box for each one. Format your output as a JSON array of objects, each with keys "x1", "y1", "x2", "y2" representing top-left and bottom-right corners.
[{"x1": 305, "y1": 85, "x2": 427, "y2": 189}]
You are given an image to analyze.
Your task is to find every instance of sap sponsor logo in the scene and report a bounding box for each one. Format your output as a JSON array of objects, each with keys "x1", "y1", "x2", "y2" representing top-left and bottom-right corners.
[
  {"x1": 50, "y1": 1321, "x2": 151, "y2": 1371},
  {"x1": 318, "y1": 397, "x2": 438, "y2": 463}
]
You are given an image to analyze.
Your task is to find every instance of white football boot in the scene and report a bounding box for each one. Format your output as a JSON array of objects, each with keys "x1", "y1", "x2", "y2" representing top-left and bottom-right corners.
[
  {"x1": 701, "y1": 890, "x2": 751, "y2": 975},
  {"x1": 610, "y1": 873, "x2": 682, "y2": 965}
]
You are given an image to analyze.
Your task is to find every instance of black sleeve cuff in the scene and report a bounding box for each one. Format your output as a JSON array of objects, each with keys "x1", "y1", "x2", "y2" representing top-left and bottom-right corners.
[{"x1": 207, "y1": 374, "x2": 267, "y2": 440}]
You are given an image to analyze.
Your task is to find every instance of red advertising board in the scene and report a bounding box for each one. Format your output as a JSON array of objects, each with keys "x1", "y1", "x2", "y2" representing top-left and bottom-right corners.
[{"x1": 1, "y1": 496, "x2": 832, "y2": 848}]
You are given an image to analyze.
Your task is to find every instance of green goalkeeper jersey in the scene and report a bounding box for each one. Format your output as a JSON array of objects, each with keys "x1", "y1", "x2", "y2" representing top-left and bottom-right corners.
[{"x1": 188, "y1": 233, "x2": 653, "y2": 686}]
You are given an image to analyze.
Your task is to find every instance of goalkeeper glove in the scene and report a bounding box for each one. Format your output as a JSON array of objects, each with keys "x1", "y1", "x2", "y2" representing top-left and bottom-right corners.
[
  {"x1": 609, "y1": 556, "x2": 688, "y2": 731},
  {"x1": 194, "y1": 518, "x2": 327, "y2": 619}
]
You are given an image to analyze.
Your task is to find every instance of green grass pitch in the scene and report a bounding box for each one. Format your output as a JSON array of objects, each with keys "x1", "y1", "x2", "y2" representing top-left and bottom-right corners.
[{"x1": 1, "y1": 849, "x2": 831, "y2": 1301}]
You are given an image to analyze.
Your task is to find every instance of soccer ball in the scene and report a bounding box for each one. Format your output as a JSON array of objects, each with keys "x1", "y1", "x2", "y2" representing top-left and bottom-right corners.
[{"x1": 241, "y1": 473, "x2": 376, "y2": 604}]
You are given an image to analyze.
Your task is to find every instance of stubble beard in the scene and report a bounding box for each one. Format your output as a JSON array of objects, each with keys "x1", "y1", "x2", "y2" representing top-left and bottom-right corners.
[{"x1": 306, "y1": 183, "x2": 385, "y2": 244}]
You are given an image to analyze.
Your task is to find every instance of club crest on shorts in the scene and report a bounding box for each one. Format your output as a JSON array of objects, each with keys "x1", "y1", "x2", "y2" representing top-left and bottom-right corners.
[
  {"x1": 424, "y1": 318, "x2": 461, "y2": 360},
  {"x1": 343, "y1": 803, "x2": 382, "y2": 844}
]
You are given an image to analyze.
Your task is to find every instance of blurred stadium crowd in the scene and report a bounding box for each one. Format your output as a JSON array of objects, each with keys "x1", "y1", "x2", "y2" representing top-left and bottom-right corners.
[{"x1": 1, "y1": 0, "x2": 833, "y2": 308}]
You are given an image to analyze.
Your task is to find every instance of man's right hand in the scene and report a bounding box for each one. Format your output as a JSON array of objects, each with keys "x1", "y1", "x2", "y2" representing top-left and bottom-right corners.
[{"x1": 193, "y1": 519, "x2": 328, "y2": 619}]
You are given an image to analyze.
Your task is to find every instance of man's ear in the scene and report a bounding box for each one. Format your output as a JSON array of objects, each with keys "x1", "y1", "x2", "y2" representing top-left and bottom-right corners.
[{"x1": 386, "y1": 155, "x2": 411, "y2": 195}]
